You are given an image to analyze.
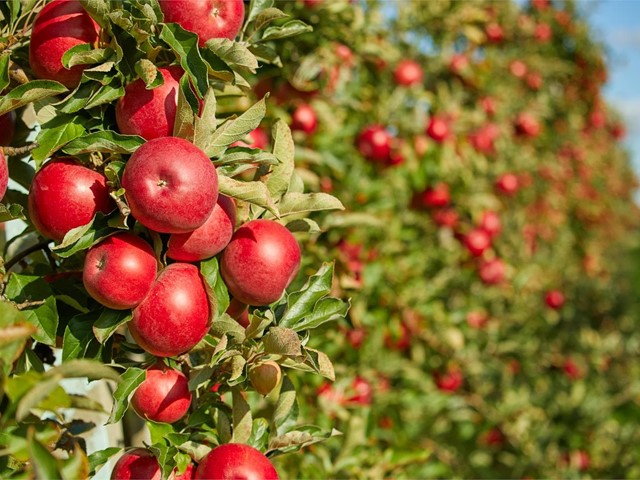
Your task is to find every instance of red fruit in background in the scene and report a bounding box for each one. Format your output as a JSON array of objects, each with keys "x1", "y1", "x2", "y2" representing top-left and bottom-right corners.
[
  {"x1": 610, "y1": 122, "x2": 626, "y2": 139},
  {"x1": 479, "y1": 258, "x2": 506, "y2": 285},
  {"x1": 194, "y1": 444, "x2": 279, "y2": 480},
  {"x1": 167, "y1": 195, "x2": 236, "y2": 262},
  {"x1": 526, "y1": 72, "x2": 543, "y2": 90},
  {"x1": 466, "y1": 311, "x2": 488, "y2": 329},
  {"x1": 426, "y1": 116, "x2": 450, "y2": 143},
  {"x1": 563, "y1": 358, "x2": 582, "y2": 380},
  {"x1": 111, "y1": 449, "x2": 160, "y2": 480},
  {"x1": 590, "y1": 109, "x2": 606, "y2": 129},
  {"x1": 495, "y1": 173, "x2": 519, "y2": 196},
  {"x1": 335, "y1": 43, "x2": 354, "y2": 64},
  {"x1": 449, "y1": 54, "x2": 469, "y2": 75},
  {"x1": 0, "y1": 151, "x2": 8, "y2": 202},
  {"x1": 545, "y1": 289, "x2": 565, "y2": 310},
  {"x1": 534, "y1": 23, "x2": 552, "y2": 43},
  {"x1": 393, "y1": 59, "x2": 424, "y2": 86},
  {"x1": 464, "y1": 229, "x2": 492, "y2": 257},
  {"x1": 131, "y1": 365, "x2": 192, "y2": 423},
  {"x1": 515, "y1": 112, "x2": 541, "y2": 137},
  {"x1": 226, "y1": 297, "x2": 250, "y2": 328},
  {"x1": 159, "y1": 0, "x2": 245, "y2": 45},
  {"x1": 414, "y1": 135, "x2": 429, "y2": 156},
  {"x1": 346, "y1": 327, "x2": 366, "y2": 349},
  {"x1": 357, "y1": 125, "x2": 392, "y2": 163},
  {"x1": 29, "y1": 0, "x2": 100, "y2": 88},
  {"x1": 249, "y1": 361, "x2": 282, "y2": 395},
  {"x1": 83, "y1": 233, "x2": 157, "y2": 310},
  {"x1": 469, "y1": 123, "x2": 499, "y2": 154},
  {"x1": 129, "y1": 263, "x2": 212, "y2": 357},
  {"x1": 122, "y1": 137, "x2": 218, "y2": 234},
  {"x1": 434, "y1": 368, "x2": 463, "y2": 393},
  {"x1": 346, "y1": 376, "x2": 373, "y2": 406},
  {"x1": 480, "y1": 211, "x2": 501, "y2": 238},
  {"x1": 509, "y1": 60, "x2": 528, "y2": 78},
  {"x1": 432, "y1": 208, "x2": 459, "y2": 229},
  {"x1": 0, "y1": 111, "x2": 16, "y2": 146},
  {"x1": 565, "y1": 450, "x2": 590, "y2": 471},
  {"x1": 418, "y1": 182, "x2": 451, "y2": 208},
  {"x1": 532, "y1": 0, "x2": 550, "y2": 10},
  {"x1": 173, "y1": 464, "x2": 196, "y2": 480},
  {"x1": 480, "y1": 428, "x2": 505, "y2": 447},
  {"x1": 115, "y1": 66, "x2": 183, "y2": 141},
  {"x1": 231, "y1": 127, "x2": 269, "y2": 149},
  {"x1": 221, "y1": 219, "x2": 301, "y2": 306},
  {"x1": 28, "y1": 158, "x2": 115, "y2": 242},
  {"x1": 485, "y1": 23, "x2": 504, "y2": 43},
  {"x1": 291, "y1": 103, "x2": 318, "y2": 134},
  {"x1": 480, "y1": 96, "x2": 497, "y2": 116}
]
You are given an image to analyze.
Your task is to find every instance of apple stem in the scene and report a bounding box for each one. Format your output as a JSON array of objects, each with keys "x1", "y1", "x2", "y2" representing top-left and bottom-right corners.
[{"x1": 2, "y1": 142, "x2": 39, "y2": 156}]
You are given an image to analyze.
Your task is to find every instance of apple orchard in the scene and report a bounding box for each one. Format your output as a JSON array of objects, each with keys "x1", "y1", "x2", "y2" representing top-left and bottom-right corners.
[{"x1": 1, "y1": 0, "x2": 640, "y2": 479}]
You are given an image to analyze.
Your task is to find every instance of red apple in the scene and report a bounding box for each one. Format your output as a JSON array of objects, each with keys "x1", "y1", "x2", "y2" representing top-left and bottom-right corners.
[
  {"x1": 480, "y1": 211, "x2": 501, "y2": 238},
  {"x1": 515, "y1": 112, "x2": 541, "y2": 137},
  {"x1": 463, "y1": 229, "x2": 492, "y2": 257},
  {"x1": 393, "y1": 59, "x2": 423, "y2": 86},
  {"x1": 122, "y1": 137, "x2": 218, "y2": 233},
  {"x1": 509, "y1": 60, "x2": 527, "y2": 78},
  {"x1": 291, "y1": 103, "x2": 318, "y2": 134},
  {"x1": 248, "y1": 360, "x2": 282, "y2": 395},
  {"x1": 478, "y1": 258, "x2": 505, "y2": 285},
  {"x1": 129, "y1": 263, "x2": 212, "y2": 357},
  {"x1": 526, "y1": 72, "x2": 543, "y2": 90},
  {"x1": 434, "y1": 368, "x2": 463, "y2": 393},
  {"x1": 534, "y1": 23, "x2": 552, "y2": 43},
  {"x1": 83, "y1": 233, "x2": 157, "y2": 310},
  {"x1": 159, "y1": 0, "x2": 245, "y2": 45},
  {"x1": 480, "y1": 96, "x2": 497, "y2": 116},
  {"x1": 221, "y1": 219, "x2": 301, "y2": 306},
  {"x1": 545, "y1": 289, "x2": 565, "y2": 309},
  {"x1": 0, "y1": 151, "x2": 8, "y2": 201},
  {"x1": 116, "y1": 66, "x2": 183, "y2": 141},
  {"x1": 194, "y1": 444, "x2": 278, "y2": 480},
  {"x1": 356, "y1": 125, "x2": 392, "y2": 163},
  {"x1": 426, "y1": 116, "x2": 450, "y2": 143},
  {"x1": 466, "y1": 311, "x2": 488, "y2": 329},
  {"x1": 29, "y1": 0, "x2": 100, "y2": 88},
  {"x1": 563, "y1": 358, "x2": 582, "y2": 380},
  {"x1": 432, "y1": 208, "x2": 459, "y2": 229},
  {"x1": 335, "y1": 44, "x2": 354, "y2": 64},
  {"x1": 346, "y1": 376, "x2": 373, "y2": 406},
  {"x1": 28, "y1": 158, "x2": 115, "y2": 242},
  {"x1": 417, "y1": 182, "x2": 450, "y2": 209},
  {"x1": 485, "y1": 23, "x2": 504, "y2": 43},
  {"x1": 111, "y1": 449, "x2": 161, "y2": 480},
  {"x1": 167, "y1": 195, "x2": 236, "y2": 262},
  {"x1": 449, "y1": 54, "x2": 469, "y2": 75},
  {"x1": 0, "y1": 111, "x2": 16, "y2": 146},
  {"x1": 495, "y1": 173, "x2": 519, "y2": 196},
  {"x1": 469, "y1": 123, "x2": 499, "y2": 154},
  {"x1": 131, "y1": 364, "x2": 192, "y2": 423}
]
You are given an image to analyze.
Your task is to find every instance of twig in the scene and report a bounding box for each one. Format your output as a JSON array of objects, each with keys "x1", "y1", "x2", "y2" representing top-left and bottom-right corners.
[
  {"x1": 14, "y1": 299, "x2": 46, "y2": 310},
  {"x1": 110, "y1": 193, "x2": 131, "y2": 217},
  {"x1": 8, "y1": 61, "x2": 29, "y2": 85},
  {"x1": 5, "y1": 239, "x2": 52, "y2": 271},
  {"x1": 2, "y1": 142, "x2": 39, "y2": 157}
]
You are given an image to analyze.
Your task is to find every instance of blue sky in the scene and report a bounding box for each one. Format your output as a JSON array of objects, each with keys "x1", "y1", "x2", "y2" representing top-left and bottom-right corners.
[{"x1": 581, "y1": 0, "x2": 640, "y2": 173}]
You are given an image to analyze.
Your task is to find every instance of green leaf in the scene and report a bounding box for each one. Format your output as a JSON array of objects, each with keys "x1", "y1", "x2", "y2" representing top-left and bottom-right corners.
[
  {"x1": 93, "y1": 309, "x2": 132, "y2": 344},
  {"x1": 0, "y1": 80, "x2": 67, "y2": 116},
  {"x1": 263, "y1": 327, "x2": 301, "y2": 356},
  {"x1": 108, "y1": 367, "x2": 146, "y2": 424},
  {"x1": 135, "y1": 58, "x2": 162, "y2": 88},
  {"x1": 248, "y1": 43, "x2": 282, "y2": 67},
  {"x1": 173, "y1": 74, "x2": 197, "y2": 140},
  {"x1": 231, "y1": 387, "x2": 252, "y2": 444},
  {"x1": 285, "y1": 218, "x2": 321, "y2": 234},
  {"x1": 88, "y1": 447, "x2": 121, "y2": 476},
  {"x1": 0, "y1": 54, "x2": 10, "y2": 93},
  {"x1": 61, "y1": 444, "x2": 90, "y2": 480},
  {"x1": 260, "y1": 20, "x2": 313, "y2": 42},
  {"x1": 204, "y1": 38, "x2": 259, "y2": 74},
  {"x1": 248, "y1": 418, "x2": 270, "y2": 452},
  {"x1": 252, "y1": 8, "x2": 289, "y2": 32},
  {"x1": 218, "y1": 175, "x2": 278, "y2": 217},
  {"x1": 62, "y1": 44, "x2": 113, "y2": 69},
  {"x1": 0, "y1": 203, "x2": 25, "y2": 222},
  {"x1": 80, "y1": 0, "x2": 110, "y2": 28},
  {"x1": 62, "y1": 131, "x2": 145, "y2": 155},
  {"x1": 147, "y1": 421, "x2": 174, "y2": 445},
  {"x1": 275, "y1": 192, "x2": 344, "y2": 217},
  {"x1": 209, "y1": 314, "x2": 246, "y2": 343},
  {"x1": 16, "y1": 375, "x2": 64, "y2": 421},
  {"x1": 268, "y1": 426, "x2": 341, "y2": 455},
  {"x1": 159, "y1": 23, "x2": 209, "y2": 97},
  {"x1": 302, "y1": 347, "x2": 335, "y2": 381},
  {"x1": 267, "y1": 120, "x2": 295, "y2": 200},
  {"x1": 62, "y1": 312, "x2": 96, "y2": 361},
  {"x1": 194, "y1": 87, "x2": 217, "y2": 152},
  {"x1": 27, "y1": 428, "x2": 62, "y2": 480},
  {"x1": 46, "y1": 359, "x2": 121, "y2": 382},
  {"x1": 216, "y1": 148, "x2": 278, "y2": 167},
  {"x1": 52, "y1": 213, "x2": 116, "y2": 259},
  {"x1": 200, "y1": 257, "x2": 230, "y2": 316},
  {"x1": 246, "y1": 0, "x2": 275, "y2": 25},
  {"x1": 0, "y1": 302, "x2": 36, "y2": 369},
  {"x1": 32, "y1": 116, "x2": 86, "y2": 166},
  {"x1": 272, "y1": 375, "x2": 298, "y2": 436},
  {"x1": 5, "y1": 274, "x2": 58, "y2": 346},
  {"x1": 202, "y1": 97, "x2": 267, "y2": 158}
]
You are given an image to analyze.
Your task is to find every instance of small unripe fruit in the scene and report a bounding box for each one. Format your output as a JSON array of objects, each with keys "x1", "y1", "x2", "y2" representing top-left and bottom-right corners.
[
  {"x1": 131, "y1": 365, "x2": 192, "y2": 424},
  {"x1": 249, "y1": 361, "x2": 282, "y2": 395}
]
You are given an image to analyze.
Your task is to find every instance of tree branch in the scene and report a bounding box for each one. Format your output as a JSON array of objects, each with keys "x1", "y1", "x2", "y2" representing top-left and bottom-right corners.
[
  {"x1": 2, "y1": 142, "x2": 39, "y2": 157},
  {"x1": 5, "y1": 239, "x2": 52, "y2": 271}
]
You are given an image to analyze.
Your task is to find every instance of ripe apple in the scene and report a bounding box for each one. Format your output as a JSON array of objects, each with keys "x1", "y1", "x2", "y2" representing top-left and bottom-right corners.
[
  {"x1": 478, "y1": 258, "x2": 505, "y2": 285},
  {"x1": 167, "y1": 195, "x2": 236, "y2": 262},
  {"x1": 417, "y1": 182, "x2": 450, "y2": 209},
  {"x1": 515, "y1": 112, "x2": 541, "y2": 137},
  {"x1": 0, "y1": 151, "x2": 8, "y2": 201},
  {"x1": 0, "y1": 111, "x2": 16, "y2": 146},
  {"x1": 116, "y1": 66, "x2": 183, "y2": 141},
  {"x1": 495, "y1": 173, "x2": 519, "y2": 196},
  {"x1": 111, "y1": 449, "x2": 161, "y2": 480},
  {"x1": 221, "y1": 219, "x2": 301, "y2": 306},
  {"x1": 194, "y1": 444, "x2": 279, "y2": 480},
  {"x1": 449, "y1": 54, "x2": 469, "y2": 75},
  {"x1": 534, "y1": 23, "x2": 552, "y2": 43},
  {"x1": 83, "y1": 233, "x2": 157, "y2": 310},
  {"x1": 393, "y1": 59, "x2": 423, "y2": 86},
  {"x1": 463, "y1": 229, "x2": 492, "y2": 257},
  {"x1": 159, "y1": 0, "x2": 245, "y2": 45},
  {"x1": 129, "y1": 263, "x2": 212, "y2": 357},
  {"x1": 346, "y1": 376, "x2": 373, "y2": 406},
  {"x1": 122, "y1": 137, "x2": 218, "y2": 233},
  {"x1": 131, "y1": 364, "x2": 192, "y2": 423},
  {"x1": 28, "y1": 158, "x2": 115, "y2": 242},
  {"x1": 509, "y1": 60, "x2": 527, "y2": 78},
  {"x1": 291, "y1": 103, "x2": 318, "y2": 135},
  {"x1": 480, "y1": 211, "x2": 501, "y2": 238},
  {"x1": 485, "y1": 23, "x2": 504, "y2": 43},
  {"x1": 434, "y1": 368, "x2": 463, "y2": 393},
  {"x1": 469, "y1": 123, "x2": 499, "y2": 154},
  {"x1": 545, "y1": 289, "x2": 565, "y2": 309},
  {"x1": 29, "y1": 0, "x2": 100, "y2": 88},
  {"x1": 432, "y1": 208, "x2": 459, "y2": 229},
  {"x1": 356, "y1": 125, "x2": 392, "y2": 163},
  {"x1": 480, "y1": 96, "x2": 497, "y2": 116},
  {"x1": 248, "y1": 361, "x2": 282, "y2": 395},
  {"x1": 563, "y1": 358, "x2": 582, "y2": 380},
  {"x1": 426, "y1": 116, "x2": 450, "y2": 143}
]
